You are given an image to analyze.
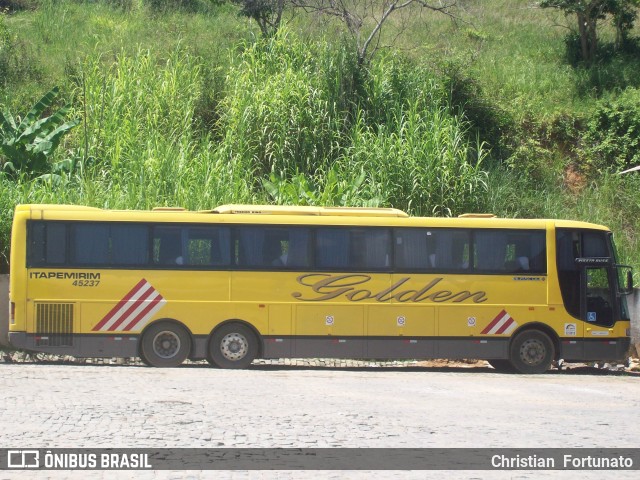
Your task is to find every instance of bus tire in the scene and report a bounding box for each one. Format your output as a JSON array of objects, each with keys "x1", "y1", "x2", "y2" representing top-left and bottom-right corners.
[
  {"x1": 139, "y1": 349, "x2": 151, "y2": 367},
  {"x1": 487, "y1": 359, "x2": 515, "y2": 373},
  {"x1": 509, "y1": 330, "x2": 554, "y2": 374},
  {"x1": 140, "y1": 322, "x2": 191, "y2": 368},
  {"x1": 209, "y1": 323, "x2": 258, "y2": 369}
]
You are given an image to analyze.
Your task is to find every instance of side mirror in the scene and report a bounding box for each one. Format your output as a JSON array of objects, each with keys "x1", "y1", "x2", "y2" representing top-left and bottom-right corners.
[{"x1": 627, "y1": 270, "x2": 634, "y2": 294}]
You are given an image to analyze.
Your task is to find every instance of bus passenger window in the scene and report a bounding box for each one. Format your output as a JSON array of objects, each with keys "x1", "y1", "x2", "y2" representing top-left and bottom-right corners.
[
  {"x1": 28, "y1": 221, "x2": 67, "y2": 266},
  {"x1": 475, "y1": 231, "x2": 508, "y2": 271},
  {"x1": 316, "y1": 228, "x2": 390, "y2": 271},
  {"x1": 186, "y1": 227, "x2": 230, "y2": 267},
  {"x1": 434, "y1": 230, "x2": 470, "y2": 271},
  {"x1": 72, "y1": 224, "x2": 109, "y2": 265},
  {"x1": 278, "y1": 229, "x2": 311, "y2": 268},
  {"x1": 351, "y1": 229, "x2": 391, "y2": 270},
  {"x1": 111, "y1": 225, "x2": 148, "y2": 265},
  {"x1": 237, "y1": 227, "x2": 311, "y2": 269},
  {"x1": 474, "y1": 230, "x2": 546, "y2": 274},
  {"x1": 394, "y1": 228, "x2": 470, "y2": 272},
  {"x1": 316, "y1": 229, "x2": 349, "y2": 269},
  {"x1": 394, "y1": 229, "x2": 438, "y2": 271},
  {"x1": 153, "y1": 227, "x2": 184, "y2": 266}
]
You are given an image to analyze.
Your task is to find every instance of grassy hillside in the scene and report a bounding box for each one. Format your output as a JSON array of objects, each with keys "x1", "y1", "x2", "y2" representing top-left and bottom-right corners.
[{"x1": 1, "y1": 0, "x2": 640, "y2": 274}]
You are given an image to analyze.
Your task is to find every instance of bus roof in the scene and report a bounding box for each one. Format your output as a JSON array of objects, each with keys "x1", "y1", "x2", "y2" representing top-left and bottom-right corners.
[
  {"x1": 209, "y1": 204, "x2": 409, "y2": 217},
  {"x1": 14, "y1": 204, "x2": 610, "y2": 231}
]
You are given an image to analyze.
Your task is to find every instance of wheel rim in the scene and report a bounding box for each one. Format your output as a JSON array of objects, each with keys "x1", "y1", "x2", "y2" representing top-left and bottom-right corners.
[
  {"x1": 519, "y1": 338, "x2": 546, "y2": 366},
  {"x1": 152, "y1": 331, "x2": 181, "y2": 359},
  {"x1": 220, "y1": 332, "x2": 248, "y2": 361}
]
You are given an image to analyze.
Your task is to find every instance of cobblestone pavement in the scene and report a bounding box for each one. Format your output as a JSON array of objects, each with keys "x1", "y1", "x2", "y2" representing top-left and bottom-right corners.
[{"x1": 1, "y1": 362, "x2": 639, "y2": 480}]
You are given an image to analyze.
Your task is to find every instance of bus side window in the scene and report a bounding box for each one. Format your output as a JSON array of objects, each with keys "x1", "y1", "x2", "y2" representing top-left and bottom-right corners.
[
  {"x1": 435, "y1": 230, "x2": 470, "y2": 271},
  {"x1": 72, "y1": 224, "x2": 110, "y2": 265},
  {"x1": 186, "y1": 227, "x2": 230, "y2": 267},
  {"x1": 351, "y1": 228, "x2": 390, "y2": 270},
  {"x1": 316, "y1": 229, "x2": 349, "y2": 269},
  {"x1": 28, "y1": 221, "x2": 67, "y2": 266},
  {"x1": 153, "y1": 227, "x2": 184, "y2": 266},
  {"x1": 475, "y1": 231, "x2": 508, "y2": 271},
  {"x1": 236, "y1": 227, "x2": 310, "y2": 269},
  {"x1": 474, "y1": 230, "x2": 546, "y2": 274},
  {"x1": 394, "y1": 229, "x2": 434, "y2": 271},
  {"x1": 285, "y1": 229, "x2": 311, "y2": 268},
  {"x1": 111, "y1": 225, "x2": 148, "y2": 265}
]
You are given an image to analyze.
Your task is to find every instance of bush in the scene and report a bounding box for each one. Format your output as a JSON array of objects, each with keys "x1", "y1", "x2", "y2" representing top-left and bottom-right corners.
[
  {"x1": 0, "y1": 9, "x2": 8, "y2": 79},
  {"x1": 0, "y1": 1, "x2": 37, "y2": 12},
  {"x1": 0, "y1": 9, "x2": 41, "y2": 88},
  {"x1": 584, "y1": 87, "x2": 640, "y2": 172},
  {"x1": 144, "y1": 0, "x2": 215, "y2": 13}
]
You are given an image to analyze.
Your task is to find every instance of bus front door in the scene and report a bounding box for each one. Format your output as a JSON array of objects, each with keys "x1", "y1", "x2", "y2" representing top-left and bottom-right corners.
[{"x1": 581, "y1": 265, "x2": 616, "y2": 359}]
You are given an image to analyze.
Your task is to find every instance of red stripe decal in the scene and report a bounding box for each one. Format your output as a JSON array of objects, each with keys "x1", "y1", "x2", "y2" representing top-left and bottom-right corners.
[
  {"x1": 92, "y1": 279, "x2": 148, "y2": 331},
  {"x1": 109, "y1": 286, "x2": 156, "y2": 331},
  {"x1": 481, "y1": 310, "x2": 507, "y2": 334},
  {"x1": 495, "y1": 318, "x2": 514, "y2": 334},
  {"x1": 121, "y1": 295, "x2": 164, "y2": 331}
]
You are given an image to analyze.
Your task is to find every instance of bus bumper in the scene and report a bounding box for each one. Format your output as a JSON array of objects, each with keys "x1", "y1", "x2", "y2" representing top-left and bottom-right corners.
[
  {"x1": 562, "y1": 337, "x2": 631, "y2": 362},
  {"x1": 8, "y1": 331, "x2": 28, "y2": 350},
  {"x1": 7, "y1": 331, "x2": 139, "y2": 358}
]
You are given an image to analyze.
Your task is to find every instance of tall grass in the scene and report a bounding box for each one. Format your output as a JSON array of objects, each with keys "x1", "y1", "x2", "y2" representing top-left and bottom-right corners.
[
  {"x1": 345, "y1": 103, "x2": 487, "y2": 216},
  {"x1": 218, "y1": 32, "x2": 487, "y2": 214},
  {"x1": 78, "y1": 45, "x2": 256, "y2": 209},
  {"x1": 219, "y1": 33, "x2": 354, "y2": 180}
]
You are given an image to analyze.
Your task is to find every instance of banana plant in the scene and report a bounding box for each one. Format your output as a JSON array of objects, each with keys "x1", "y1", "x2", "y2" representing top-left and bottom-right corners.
[{"x1": 0, "y1": 86, "x2": 79, "y2": 175}]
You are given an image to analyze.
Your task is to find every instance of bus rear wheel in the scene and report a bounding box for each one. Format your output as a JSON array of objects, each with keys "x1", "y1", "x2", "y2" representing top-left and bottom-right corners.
[
  {"x1": 209, "y1": 323, "x2": 258, "y2": 369},
  {"x1": 140, "y1": 322, "x2": 191, "y2": 368},
  {"x1": 509, "y1": 330, "x2": 554, "y2": 374}
]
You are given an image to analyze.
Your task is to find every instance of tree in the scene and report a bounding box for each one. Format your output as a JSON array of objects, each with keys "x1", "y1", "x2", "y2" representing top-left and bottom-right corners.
[
  {"x1": 232, "y1": 0, "x2": 288, "y2": 37},
  {"x1": 540, "y1": 0, "x2": 638, "y2": 63},
  {"x1": 610, "y1": 0, "x2": 639, "y2": 49},
  {"x1": 293, "y1": 0, "x2": 458, "y2": 66},
  {"x1": 232, "y1": 0, "x2": 458, "y2": 63}
]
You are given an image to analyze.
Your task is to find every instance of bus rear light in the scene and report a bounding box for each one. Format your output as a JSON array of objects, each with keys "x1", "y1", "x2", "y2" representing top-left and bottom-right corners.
[{"x1": 10, "y1": 302, "x2": 15, "y2": 324}]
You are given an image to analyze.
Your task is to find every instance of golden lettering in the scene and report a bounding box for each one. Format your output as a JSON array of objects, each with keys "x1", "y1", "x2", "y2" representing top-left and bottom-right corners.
[{"x1": 292, "y1": 274, "x2": 488, "y2": 304}]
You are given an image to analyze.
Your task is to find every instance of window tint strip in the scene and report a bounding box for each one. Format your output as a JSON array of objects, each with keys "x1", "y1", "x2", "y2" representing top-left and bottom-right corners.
[{"x1": 26, "y1": 221, "x2": 548, "y2": 275}]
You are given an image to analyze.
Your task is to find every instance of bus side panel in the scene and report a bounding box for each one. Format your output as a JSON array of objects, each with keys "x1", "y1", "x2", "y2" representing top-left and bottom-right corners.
[
  {"x1": 264, "y1": 304, "x2": 293, "y2": 358},
  {"x1": 366, "y1": 304, "x2": 436, "y2": 358},
  {"x1": 293, "y1": 304, "x2": 365, "y2": 358}
]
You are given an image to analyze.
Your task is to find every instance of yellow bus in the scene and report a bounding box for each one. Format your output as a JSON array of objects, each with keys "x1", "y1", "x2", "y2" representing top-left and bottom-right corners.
[{"x1": 8, "y1": 204, "x2": 633, "y2": 373}]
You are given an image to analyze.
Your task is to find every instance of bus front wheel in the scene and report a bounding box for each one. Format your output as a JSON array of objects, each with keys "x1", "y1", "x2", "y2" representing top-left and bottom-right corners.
[
  {"x1": 509, "y1": 330, "x2": 554, "y2": 374},
  {"x1": 140, "y1": 322, "x2": 191, "y2": 368},
  {"x1": 209, "y1": 323, "x2": 258, "y2": 369},
  {"x1": 487, "y1": 359, "x2": 515, "y2": 373}
]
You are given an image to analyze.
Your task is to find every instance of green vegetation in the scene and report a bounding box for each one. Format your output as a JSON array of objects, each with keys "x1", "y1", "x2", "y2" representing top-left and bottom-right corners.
[
  {"x1": 0, "y1": 0, "x2": 640, "y2": 276},
  {"x1": 1, "y1": 86, "x2": 79, "y2": 175}
]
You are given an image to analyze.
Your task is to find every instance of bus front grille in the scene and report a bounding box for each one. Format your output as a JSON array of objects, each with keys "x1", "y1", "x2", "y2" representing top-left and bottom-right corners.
[{"x1": 35, "y1": 303, "x2": 74, "y2": 347}]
